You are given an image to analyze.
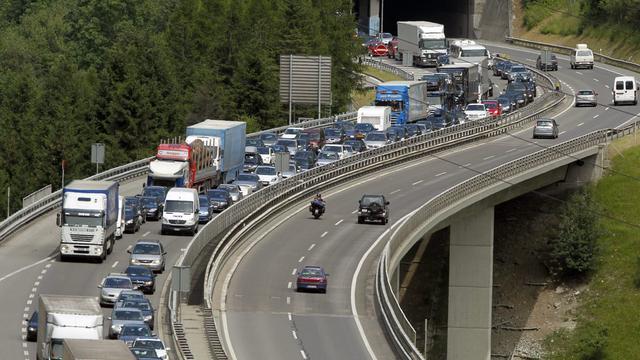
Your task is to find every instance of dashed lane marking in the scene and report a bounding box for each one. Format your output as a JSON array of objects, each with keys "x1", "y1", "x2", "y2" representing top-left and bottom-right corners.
[
  {"x1": 389, "y1": 189, "x2": 401, "y2": 195},
  {"x1": 111, "y1": 261, "x2": 119, "y2": 268},
  {"x1": 435, "y1": 172, "x2": 447, "y2": 177},
  {"x1": 334, "y1": 219, "x2": 343, "y2": 226},
  {"x1": 411, "y1": 180, "x2": 423, "y2": 186},
  {"x1": 320, "y1": 231, "x2": 328, "y2": 238},
  {"x1": 577, "y1": 122, "x2": 584, "y2": 127},
  {"x1": 298, "y1": 256, "x2": 305, "y2": 263},
  {"x1": 483, "y1": 155, "x2": 495, "y2": 160},
  {"x1": 593, "y1": 114, "x2": 600, "y2": 119},
  {"x1": 308, "y1": 244, "x2": 316, "y2": 251},
  {"x1": 291, "y1": 268, "x2": 297, "y2": 275}
]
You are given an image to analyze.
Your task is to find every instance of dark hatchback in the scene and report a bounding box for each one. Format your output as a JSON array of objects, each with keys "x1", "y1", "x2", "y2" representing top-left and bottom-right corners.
[
  {"x1": 141, "y1": 196, "x2": 162, "y2": 221},
  {"x1": 26, "y1": 311, "x2": 38, "y2": 341},
  {"x1": 125, "y1": 265, "x2": 156, "y2": 294},
  {"x1": 142, "y1": 185, "x2": 168, "y2": 204},
  {"x1": 207, "y1": 189, "x2": 233, "y2": 212}
]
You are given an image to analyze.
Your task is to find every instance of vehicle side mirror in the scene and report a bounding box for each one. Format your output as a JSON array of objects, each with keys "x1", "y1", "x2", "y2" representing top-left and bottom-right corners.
[
  {"x1": 56, "y1": 213, "x2": 61, "y2": 227},
  {"x1": 152, "y1": 332, "x2": 156, "y2": 336},
  {"x1": 195, "y1": 209, "x2": 200, "y2": 214},
  {"x1": 127, "y1": 249, "x2": 131, "y2": 254},
  {"x1": 358, "y1": 200, "x2": 361, "y2": 204},
  {"x1": 386, "y1": 201, "x2": 390, "y2": 205},
  {"x1": 107, "y1": 316, "x2": 111, "y2": 320},
  {"x1": 166, "y1": 348, "x2": 171, "y2": 351},
  {"x1": 163, "y1": 251, "x2": 167, "y2": 255},
  {"x1": 97, "y1": 284, "x2": 103, "y2": 288}
]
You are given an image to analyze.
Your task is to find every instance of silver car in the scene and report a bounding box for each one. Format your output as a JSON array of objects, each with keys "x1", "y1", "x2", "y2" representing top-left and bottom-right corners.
[
  {"x1": 281, "y1": 164, "x2": 298, "y2": 178},
  {"x1": 363, "y1": 131, "x2": 390, "y2": 149},
  {"x1": 108, "y1": 307, "x2": 146, "y2": 338},
  {"x1": 232, "y1": 173, "x2": 263, "y2": 196},
  {"x1": 532, "y1": 118, "x2": 559, "y2": 139},
  {"x1": 316, "y1": 151, "x2": 340, "y2": 166},
  {"x1": 218, "y1": 184, "x2": 243, "y2": 202},
  {"x1": 98, "y1": 274, "x2": 133, "y2": 307},
  {"x1": 128, "y1": 240, "x2": 166, "y2": 273},
  {"x1": 575, "y1": 89, "x2": 597, "y2": 107}
]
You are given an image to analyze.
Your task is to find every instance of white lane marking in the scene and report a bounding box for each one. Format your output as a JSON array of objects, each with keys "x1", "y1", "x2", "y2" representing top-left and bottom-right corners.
[
  {"x1": 142, "y1": 231, "x2": 150, "y2": 237},
  {"x1": 28, "y1": 293, "x2": 34, "y2": 299},
  {"x1": 576, "y1": 71, "x2": 583, "y2": 75},
  {"x1": 288, "y1": 312, "x2": 292, "y2": 321},
  {"x1": 483, "y1": 155, "x2": 495, "y2": 160},
  {"x1": 24, "y1": 307, "x2": 29, "y2": 312},
  {"x1": 292, "y1": 330, "x2": 298, "y2": 339},
  {"x1": 286, "y1": 296, "x2": 291, "y2": 305},
  {"x1": 31, "y1": 287, "x2": 37, "y2": 293},
  {"x1": 351, "y1": 211, "x2": 415, "y2": 360},
  {"x1": 37, "y1": 275, "x2": 43, "y2": 280},
  {"x1": 111, "y1": 261, "x2": 119, "y2": 268},
  {"x1": 320, "y1": 231, "x2": 328, "y2": 238},
  {"x1": 291, "y1": 268, "x2": 297, "y2": 275},
  {"x1": 21, "y1": 327, "x2": 26, "y2": 334},
  {"x1": 308, "y1": 244, "x2": 316, "y2": 251},
  {"x1": 23, "y1": 313, "x2": 28, "y2": 320},
  {"x1": 560, "y1": 131, "x2": 567, "y2": 135},
  {"x1": 593, "y1": 78, "x2": 599, "y2": 82},
  {"x1": 593, "y1": 114, "x2": 600, "y2": 119},
  {"x1": 351, "y1": 209, "x2": 358, "y2": 214},
  {"x1": 0, "y1": 254, "x2": 57, "y2": 284},
  {"x1": 459, "y1": 163, "x2": 472, "y2": 168},
  {"x1": 288, "y1": 282, "x2": 292, "y2": 289},
  {"x1": 435, "y1": 171, "x2": 447, "y2": 177},
  {"x1": 26, "y1": 300, "x2": 32, "y2": 305},
  {"x1": 45, "y1": 264, "x2": 51, "y2": 268},
  {"x1": 506, "y1": 148, "x2": 516, "y2": 153},
  {"x1": 33, "y1": 281, "x2": 39, "y2": 287},
  {"x1": 577, "y1": 122, "x2": 584, "y2": 127},
  {"x1": 23, "y1": 351, "x2": 28, "y2": 356},
  {"x1": 411, "y1": 180, "x2": 423, "y2": 186},
  {"x1": 22, "y1": 342, "x2": 27, "y2": 348},
  {"x1": 389, "y1": 189, "x2": 401, "y2": 195},
  {"x1": 300, "y1": 350, "x2": 308, "y2": 359},
  {"x1": 298, "y1": 256, "x2": 305, "y2": 263},
  {"x1": 605, "y1": 84, "x2": 610, "y2": 88},
  {"x1": 605, "y1": 107, "x2": 610, "y2": 110},
  {"x1": 335, "y1": 219, "x2": 343, "y2": 226},
  {"x1": 40, "y1": 269, "x2": 47, "y2": 275}
]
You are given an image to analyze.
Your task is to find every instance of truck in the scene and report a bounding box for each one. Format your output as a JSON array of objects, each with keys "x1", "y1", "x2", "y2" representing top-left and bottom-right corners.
[
  {"x1": 62, "y1": 339, "x2": 136, "y2": 360},
  {"x1": 37, "y1": 295, "x2": 103, "y2": 360},
  {"x1": 147, "y1": 119, "x2": 246, "y2": 192},
  {"x1": 374, "y1": 81, "x2": 429, "y2": 125},
  {"x1": 357, "y1": 106, "x2": 391, "y2": 131},
  {"x1": 57, "y1": 180, "x2": 119, "y2": 263},
  {"x1": 437, "y1": 61, "x2": 492, "y2": 105},
  {"x1": 397, "y1": 21, "x2": 447, "y2": 67},
  {"x1": 448, "y1": 43, "x2": 493, "y2": 101}
]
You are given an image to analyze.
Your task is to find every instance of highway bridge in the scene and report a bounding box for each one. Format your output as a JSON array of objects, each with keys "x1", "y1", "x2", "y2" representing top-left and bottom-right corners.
[{"x1": 0, "y1": 36, "x2": 638, "y2": 360}]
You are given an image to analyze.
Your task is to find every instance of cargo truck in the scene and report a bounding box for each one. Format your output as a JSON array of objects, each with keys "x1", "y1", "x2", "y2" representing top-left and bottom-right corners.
[
  {"x1": 357, "y1": 106, "x2": 391, "y2": 131},
  {"x1": 397, "y1": 21, "x2": 447, "y2": 67},
  {"x1": 437, "y1": 61, "x2": 492, "y2": 105},
  {"x1": 37, "y1": 295, "x2": 103, "y2": 360},
  {"x1": 62, "y1": 339, "x2": 136, "y2": 360},
  {"x1": 57, "y1": 180, "x2": 119, "y2": 263},
  {"x1": 449, "y1": 42, "x2": 493, "y2": 100},
  {"x1": 374, "y1": 81, "x2": 429, "y2": 125},
  {"x1": 147, "y1": 119, "x2": 246, "y2": 192}
]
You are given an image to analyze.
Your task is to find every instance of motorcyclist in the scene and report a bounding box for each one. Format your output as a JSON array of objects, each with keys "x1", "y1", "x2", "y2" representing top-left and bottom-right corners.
[{"x1": 311, "y1": 193, "x2": 326, "y2": 213}]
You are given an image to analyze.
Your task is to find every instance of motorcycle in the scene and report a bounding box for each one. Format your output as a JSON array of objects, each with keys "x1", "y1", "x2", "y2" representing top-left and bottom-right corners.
[{"x1": 309, "y1": 199, "x2": 325, "y2": 219}]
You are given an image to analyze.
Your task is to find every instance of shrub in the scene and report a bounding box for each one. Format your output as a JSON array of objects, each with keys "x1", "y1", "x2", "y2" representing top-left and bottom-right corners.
[{"x1": 549, "y1": 190, "x2": 602, "y2": 277}]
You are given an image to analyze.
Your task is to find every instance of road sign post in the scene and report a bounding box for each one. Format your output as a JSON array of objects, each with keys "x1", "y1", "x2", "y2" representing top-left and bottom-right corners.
[{"x1": 91, "y1": 143, "x2": 105, "y2": 174}]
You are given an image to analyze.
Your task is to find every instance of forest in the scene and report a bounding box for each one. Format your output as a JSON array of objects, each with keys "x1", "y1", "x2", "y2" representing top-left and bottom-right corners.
[{"x1": 0, "y1": 0, "x2": 362, "y2": 219}]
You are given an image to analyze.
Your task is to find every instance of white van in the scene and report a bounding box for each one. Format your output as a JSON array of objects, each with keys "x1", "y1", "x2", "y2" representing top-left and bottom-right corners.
[
  {"x1": 161, "y1": 188, "x2": 200, "y2": 235},
  {"x1": 115, "y1": 195, "x2": 124, "y2": 239},
  {"x1": 613, "y1": 76, "x2": 638, "y2": 105},
  {"x1": 570, "y1": 44, "x2": 594, "y2": 69}
]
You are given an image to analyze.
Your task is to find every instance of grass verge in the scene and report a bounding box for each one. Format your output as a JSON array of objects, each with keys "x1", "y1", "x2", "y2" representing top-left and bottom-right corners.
[
  {"x1": 350, "y1": 65, "x2": 402, "y2": 109},
  {"x1": 544, "y1": 139, "x2": 640, "y2": 358}
]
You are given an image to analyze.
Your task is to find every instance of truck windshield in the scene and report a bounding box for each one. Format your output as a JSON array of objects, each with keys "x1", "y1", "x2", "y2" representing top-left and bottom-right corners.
[
  {"x1": 419, "y1": 39, "x2": 446, "y2": 50},
  {"x1": 64, "y1": 214, "x2": 103, "y2": 227},
  {"x1": 374, "y1": 100, "x2": 403, "y2": 112},
  {"x1": 460, "y1": 49, "x2": 487, "y2": 57},
  {"x1": 164, "y1": 200, "x2": 193, "y2": 213}
]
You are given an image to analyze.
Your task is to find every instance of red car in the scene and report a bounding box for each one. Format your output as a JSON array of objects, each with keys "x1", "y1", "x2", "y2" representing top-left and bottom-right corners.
[
  {"x1": 296, "y1": 266, "x2": 328, "y2": 293},
  {"x1": 387, "y1": 37, "x2": 399, "y2": 60},
  {"x1": 365, "y1": 39, "x2": 388, "y2": 57},
  {"x1": 482, "y1": 100, "x2": 502, "y2": 118}
]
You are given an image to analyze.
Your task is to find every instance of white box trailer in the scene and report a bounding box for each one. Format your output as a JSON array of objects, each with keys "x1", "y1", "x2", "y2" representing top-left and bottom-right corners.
[
  {"x1": 62, "y1": 339, "x2": 136, "y2": 360},
  {"x1": 397, "y1": 21, "x2": 447, "y2": 67},
  {"x1": 357, "y1": 106, "x2": 391, "y2": 131}
]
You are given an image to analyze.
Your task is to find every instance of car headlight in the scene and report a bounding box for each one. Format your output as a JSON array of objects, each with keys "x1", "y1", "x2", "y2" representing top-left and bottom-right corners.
[
  {"x1": 144, "y1": 315, "x2": 152, "y2": 321},
  {"x1": 126, "y1": 219, "x2": 133, "y2": 224},
  {"x1": 152, "y1": 260, "x2": 161, "y2": 265},
  {"x1": 144, "y1": 280, "x2": 153, "y2": 285},
  {"x1": 111, "y1": 324, "x2": 121, "y2": 331},
  {"x1": 61, "y1": 245, "x2": 68, "y2": 252},
  {"x1": 162, "y1": 217, "x2": 169, "y2": 224},
  {"x1": 360, "y1": 209, "x2": 368, "y2": 213}
]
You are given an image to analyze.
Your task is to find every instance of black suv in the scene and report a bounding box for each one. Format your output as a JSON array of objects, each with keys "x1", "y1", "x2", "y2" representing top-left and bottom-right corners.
[{"x1": 357, "y1": 194, "x2": 390, "y2": 224}]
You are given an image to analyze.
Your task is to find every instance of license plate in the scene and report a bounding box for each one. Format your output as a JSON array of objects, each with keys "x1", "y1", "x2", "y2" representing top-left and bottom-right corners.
[{"x1": 306, "y1": 285, "x2": 316, "y2": 288}]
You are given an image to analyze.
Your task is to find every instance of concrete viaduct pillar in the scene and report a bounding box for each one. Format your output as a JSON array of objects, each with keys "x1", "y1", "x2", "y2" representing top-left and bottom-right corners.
[{"x1": 447, "y1": 206, "x2": 493, "y2": 360}]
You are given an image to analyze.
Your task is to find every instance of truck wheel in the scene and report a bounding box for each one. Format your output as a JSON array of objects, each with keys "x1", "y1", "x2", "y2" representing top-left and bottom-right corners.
[
  {"x1": 357, "y1": 217, "x2": 364, "y2": 224},
  {"x1": 107, "y1": 239, "x2": 113, "y2": 254},
  {"x1": 59, "y1": 254, "x2": 67, "y2": 262}
]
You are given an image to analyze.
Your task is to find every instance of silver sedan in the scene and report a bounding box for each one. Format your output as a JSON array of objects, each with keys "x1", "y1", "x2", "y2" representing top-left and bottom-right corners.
[
  {"x1": 532, "y1": 118, "x2": 559, "y2": 139},
  {"x1": 575, "y1": 89, "x2": 597, "y2": 107}
]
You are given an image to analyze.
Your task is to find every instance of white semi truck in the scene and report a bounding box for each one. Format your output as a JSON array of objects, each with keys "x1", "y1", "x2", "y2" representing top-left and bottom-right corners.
[
  {"x1": 397, "y1": 21, "x2": 447, "y2": 67},
  {"x1": 37, "y1": 295, "x2": 103, "y2": 360},
  {"x1": 57, "y1": 180, "x2": 119, "y2": 262}
]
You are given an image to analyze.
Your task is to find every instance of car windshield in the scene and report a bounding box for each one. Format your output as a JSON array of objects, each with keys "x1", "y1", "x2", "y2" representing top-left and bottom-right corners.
[
  {"x1": 164, "y1": 200, "x2": 192, "y2": 213},
  {"x1": 218, "y1": 185, "x2": 238, "y2": 193},
  {"x1": 134, "y1": 340, "x2": 164, "y2": 350},
  {"x1": 126, "y1": 267, "x2": 152, "y2": 277},
  {"x1": 122, "y1": 326, "x2": 151, "y2": 336},
  {"x1": 354, "y1": 123, "x2": 373, "y2": 131},
  {"x1": 244, "y1": 156, "x2": 260, "y2": 164},
  {"x1": 104, "y1": 277, "x2": 131, "y2": 288},
  {"x1": 142, "y1": 198, "x2": 156, "y2": 206},
  {"x1": 284, "y1": 128, "x2": 301, "y2": 135},
  {"x1": 237, "y1": 174, "x2": 259, "y2": 182},
  {"x1": 255, "y1": 167, "x2": 276, "y2": 175},
  {"x1": 578, "y1": 90, "x2": 594, "y2": 95},
  {"x1": 277, "y1": 140, "x2": 296, "y2": 147},
  {"x1": 318, "y1": 152, "x2": 338, "y2": 160},
  {"x1": 246, "y1": 138, "x2": 262, "y2": 146},
  {"x1": 361, "y1": 196, "x2": 384, "y2": 206},
  {"x1": 483, "y1": 102, "x2": 497, "y2": 109},
  {"x1": 511, "y1": 66, "x2": 527, "y2": 73},
  {"x1": 303, "y1": 132, "x2": 320, "y2": 140},
  {"x1": 537, "y1": 120, "x2": 553, "y2": 126},
  {"x1": 419, "y1": 38, "x2": 446, "y2": 49},
  {"x1": 113, "y1": 310, "x2": 142, "y2": 321},
  {"x1": 324, "y1": 128, "x2": 342, "y2": 137},
  {"x1": 421, "y1": 74, "x2": 438, "y2": 82},
  {"x1": 366, "y1": 133, "x2": 387, "y2": 141},
  {"x1": 260, "y1": 133, "x2": 277, "y2": 141},
  {"x1": 466, "y1": 104, "x2": 484, "y2": 111},
  {"x1": 123, "y1": 301, "x2": 151, "y2": 311},
  {"x1": 323, "y1": 145, "x2": 341, "y2": 153},
  {"x1": 300, "y1": 267, "x2": 323, "y2": 276},
  {"x1": 294, "y1": 152, "x2": 311, "y2": 160},
  {"x1": 143, "y1": 188, "x2": 164, "y2": 198},
  {"x1": 198, "y1": 195, "x2": 209, "y2": 205},
  {"x1": 125, "y1": 198, "x2": 138, "y2": 206},
  {"x1": 133, "y1": 243, "x2": 161, "y2": 255},
  {"x1": 257, "y1": 147, "x2": 270, "y2": 155},
  {"x1": 577, "y1": 50, "x2": 591, "y2": 57}
]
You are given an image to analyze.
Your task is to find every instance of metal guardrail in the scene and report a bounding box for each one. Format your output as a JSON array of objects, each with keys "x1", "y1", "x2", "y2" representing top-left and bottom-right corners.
[
  {"x1": 506, "y1": 37, "x2": 640, "y2": 75},
  {"x1": 375, "y1": 128, "x2": 611, "y2": 359},
  {"x1": 361, "y1": 57, "x2": 415, "y2": 80},
  {"x1": 193, "y1": 71, "x2": 565, "y2": 358}
]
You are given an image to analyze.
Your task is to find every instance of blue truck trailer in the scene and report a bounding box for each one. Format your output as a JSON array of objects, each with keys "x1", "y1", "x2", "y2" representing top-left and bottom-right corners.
[
  {"x1": 374, "y1": 81, "x2": 430, "y2": 124},
  {"x1": 58, "y1": 180, "x2": 119, "y2": 262}
]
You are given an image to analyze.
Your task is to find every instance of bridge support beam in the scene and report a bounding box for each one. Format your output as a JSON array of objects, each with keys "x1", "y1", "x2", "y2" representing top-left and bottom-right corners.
[{"x1": 447, "y1": 206, "x2": 493, "y2": 360}]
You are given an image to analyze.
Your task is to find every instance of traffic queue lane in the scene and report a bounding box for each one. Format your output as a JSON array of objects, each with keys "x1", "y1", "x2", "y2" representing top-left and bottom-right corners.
[{"x1": 218, "y1": 48, "x2": 640, "y2": 359}]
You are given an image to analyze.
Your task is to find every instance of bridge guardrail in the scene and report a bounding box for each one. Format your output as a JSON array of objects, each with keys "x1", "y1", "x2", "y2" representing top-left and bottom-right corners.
[
  {"x1": 195, "y1": 72, "x2": 565, "y2": 358},
  {"x1": 506, "y1": 37, "x2": 640, "y2": 75}
]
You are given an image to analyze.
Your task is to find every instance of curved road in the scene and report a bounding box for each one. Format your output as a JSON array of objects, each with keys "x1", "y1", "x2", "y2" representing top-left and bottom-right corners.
[{"x1": 216, "y1": 42, "x2": 640, "y2": 360}]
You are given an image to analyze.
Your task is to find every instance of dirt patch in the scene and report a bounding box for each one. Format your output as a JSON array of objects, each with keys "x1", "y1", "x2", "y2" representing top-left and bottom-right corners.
[{"x1": 399, "y1": 190, "x2": 587, "y2": 359}]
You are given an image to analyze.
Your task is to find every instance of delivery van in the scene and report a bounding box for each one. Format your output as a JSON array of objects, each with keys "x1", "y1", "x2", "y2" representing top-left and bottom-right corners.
[
  {"x1": 161, "y1": 188, "x2": 200, "y2": 235},
  {"x1": 570, "y1": 44, "x2": 594, "y2": 69},
  {"x1": 612, "y1": 76, "x2": 638, "y2": 106}
]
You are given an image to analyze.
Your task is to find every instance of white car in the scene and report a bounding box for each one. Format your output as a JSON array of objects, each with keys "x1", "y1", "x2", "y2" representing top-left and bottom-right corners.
[
  {"x1": 132, "y1": 337, "x2": 171, "y2": 360},
  {"x1": 254, "y1": 166, "x2": 279, "y2": 186},
  {"x1": 256, "y1": 146, "x2": 275, "y2": 164},
  {"x1": 321, "y1": 144, "x2": 352, "y2": 159},
  {"x1": 280, "y1": 127, "x2": 304, "y2": 139},
  {"x1": 464, "y1": 103, "x2": 488, "y2": 121}
]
